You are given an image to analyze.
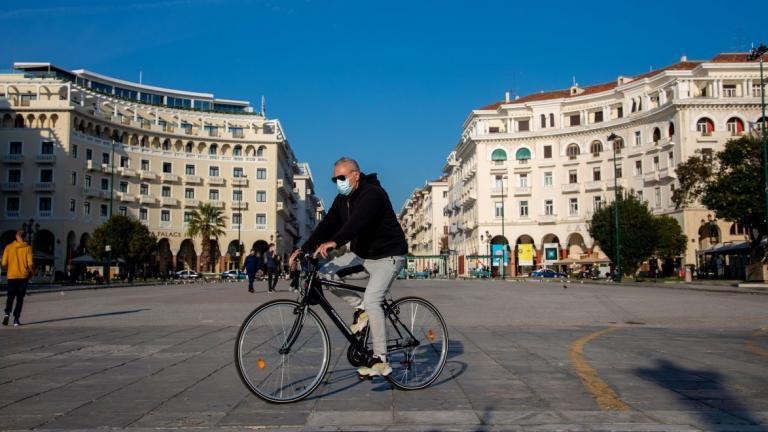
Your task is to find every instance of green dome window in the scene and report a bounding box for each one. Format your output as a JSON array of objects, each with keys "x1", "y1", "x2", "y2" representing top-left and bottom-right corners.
[
  {"x1": 515, "y1": 148, "x2": 531, "y2": 160},
  {"x1": 491, "y1": 149, "x2": 507, "y2": 161}
]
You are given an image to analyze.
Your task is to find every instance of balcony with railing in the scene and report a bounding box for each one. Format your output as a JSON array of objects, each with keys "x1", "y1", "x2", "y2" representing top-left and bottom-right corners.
[
  {"x1": 86, "y1": 160, "x2": 98, "y2": 171},
  {"x1": 584, "y1": 181, "x2": 604, "y2": 191},
  {"x1": 1, "y1": 182, "x2": 22, "y2": 191},
  {"x1": 207, "y1": 176, "x2": 225, "y2": 186},
  {"x1": 162, "y1": 172, "x2": 180, "y2": 183},
  {"x1": 119, "y1": 167, "x2": 137, "y2": 177},
  {"x1": 184, "y1": 198, "x2": 200, "y2": 207},
  {"x1": 139, "y1": 195, "x2": 158, "y2": 205},
  {"x1": 513, "y1": 186, "x2": 531, "y2": 196},
  {"x1": 232, "y1": 177, "x2": 248, "y2": 187},
  {"x1": 101, "y1": 163, "x2": 115, "y2": 174},
  {"x1": 2, "y1": 154, "x2": 23, "y2": 164},
  {"x1": 537, "y1": 214, "x2": 557, "y2": 224},
  {"x1": 643, "y1": 172, "x2": 659, "y2": 183},
  {"x1": 161, "y1": 197, "x2": 179, "y2": 206},
  {"x1": 183, "y1": 175, "x2": 202, "y2": 184},
  {"x1": 561, "y1": 183, "x2": 580, "y2": 193},
  {"x1": 208, "y1": 200, "x2": 225, "y2": 208},
  {"x1": 118, "y1": 193, "x2": 136, "y2": 203},
  {"x1": 35, "y1": 154, "x2": 56, "y2": 164},
  {"x1": 231, "y1": 201, "x2": 248, "y2": 210},
  {"x1": 34, "y1": 182, "x2": 55, "y2": 192},
  {"x1": 139, "y1": 170, "x2": 157, "y2": 180}
]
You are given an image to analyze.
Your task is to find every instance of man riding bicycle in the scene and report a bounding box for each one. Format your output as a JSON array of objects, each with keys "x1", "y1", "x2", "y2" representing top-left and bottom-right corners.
[{"x1": 290, "y1": 157, "x2": 407, "y2": 377}]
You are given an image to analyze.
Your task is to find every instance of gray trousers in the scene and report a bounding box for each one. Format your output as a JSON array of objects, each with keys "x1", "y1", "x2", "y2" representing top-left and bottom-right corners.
[{"x1": 319, "y1": 252, "x2": 405, "y2": 359}]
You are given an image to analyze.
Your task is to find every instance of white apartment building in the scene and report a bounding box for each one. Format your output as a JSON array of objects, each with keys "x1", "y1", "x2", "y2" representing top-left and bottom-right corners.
[
  {"x1": 293, "y1": 162, "x2": 323, "y2": 246},
  {"x1": 399, "y1": 177, "x2": 449, "y2": 270},
  {"x1": 0, "y1": 62, "x2": 319, "y2": 276},
  {"x1": 442, "y1": 52, "x2": 766, "y2": 276}
]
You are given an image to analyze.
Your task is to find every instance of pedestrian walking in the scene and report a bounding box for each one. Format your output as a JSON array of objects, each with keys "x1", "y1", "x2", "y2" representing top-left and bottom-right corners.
[
  {"x1": 241, "y1": 250, "x2": 262, "y2": 293},
  {"x1": 265, "y1": 243, "x2": 278, "y2": 292},
  {"x1": 2, "y1": 230, "x2": 35, "y2": 327},
  {"x1": 289, "y1": 247, "x2": 302, "y2": 292}
]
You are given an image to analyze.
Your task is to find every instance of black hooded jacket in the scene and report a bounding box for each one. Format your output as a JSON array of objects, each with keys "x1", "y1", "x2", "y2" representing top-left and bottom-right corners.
[{"x1": 302, "y1": 173, "x2": 408, "y2": 259}]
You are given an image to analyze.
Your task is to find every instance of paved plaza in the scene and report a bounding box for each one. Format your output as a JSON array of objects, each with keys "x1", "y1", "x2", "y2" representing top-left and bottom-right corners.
[{"x1": 1, "y1": 278, "x2": 768, "y2": 431}]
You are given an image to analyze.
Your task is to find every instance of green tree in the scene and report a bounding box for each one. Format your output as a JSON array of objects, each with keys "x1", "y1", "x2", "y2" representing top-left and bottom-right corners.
[
  {"x1": 186, "y1": 203, "x2": 227, "y2": 272},
  {"x1": 87, "y1": 215, "x2": 157, "y2": 279},
  {"x1": 653, "y1": 215, "x2": 687, "y2": 261},
  {"x1": 588, "y1": 192, "x2": 657, "y2": 276},
  {"x1": 672, "y1": 135, "x2": 764, "y2": 260}
]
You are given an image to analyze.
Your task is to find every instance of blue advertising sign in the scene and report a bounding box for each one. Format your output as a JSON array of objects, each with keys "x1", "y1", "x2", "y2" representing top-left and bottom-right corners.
[{"x1": 491, "y1": 244, "x2": 508, "y2": 266}]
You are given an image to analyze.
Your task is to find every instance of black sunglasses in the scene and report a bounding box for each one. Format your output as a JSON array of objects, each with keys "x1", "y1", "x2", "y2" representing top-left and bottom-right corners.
[{"x1": 331, "y1": 171, "x2": 358, "y2": 183}]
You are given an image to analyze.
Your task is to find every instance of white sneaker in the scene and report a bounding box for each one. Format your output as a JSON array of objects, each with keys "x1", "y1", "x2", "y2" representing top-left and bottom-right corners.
[
  {"x1": 350, "y1": 309, "x2": 368, "y2": 334},
  {"x1": 357, "y1": 359, "x2": 392, "y2": 377}
]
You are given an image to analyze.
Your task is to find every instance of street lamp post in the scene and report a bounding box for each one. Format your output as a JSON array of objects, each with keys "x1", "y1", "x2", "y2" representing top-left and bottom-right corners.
[
  {"x1": 748, "y1": 44, "x2": 768, "y2": 235},
  {"x1": 21, "y1": 218, "x2": 39, "y2": 244},
  {"x1": 484, "y1": 230, "x2": 491, "y2": 271},
  {"x1": 607, "y1": 133, "x2": 622, "y2": 282}
]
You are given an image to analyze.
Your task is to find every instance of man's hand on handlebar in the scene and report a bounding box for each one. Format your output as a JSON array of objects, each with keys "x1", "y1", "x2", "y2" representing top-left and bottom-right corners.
[
  {"x1": 314, "y1": 241, "x2": 337, "y2": 259},
  {"x1": 288, "y1": 249, "x2": 302, "y2": 266}
]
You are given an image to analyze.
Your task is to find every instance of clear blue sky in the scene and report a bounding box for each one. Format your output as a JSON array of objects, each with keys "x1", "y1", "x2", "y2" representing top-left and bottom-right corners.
[{"x1": 2, "y1": 0, "x2": 765, "y2": 209}]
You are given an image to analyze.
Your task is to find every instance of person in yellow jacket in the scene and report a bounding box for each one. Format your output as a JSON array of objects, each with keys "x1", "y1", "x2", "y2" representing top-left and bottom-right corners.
[{"x1": 2, "y1": 230, "x2": 34, "y2": 327}]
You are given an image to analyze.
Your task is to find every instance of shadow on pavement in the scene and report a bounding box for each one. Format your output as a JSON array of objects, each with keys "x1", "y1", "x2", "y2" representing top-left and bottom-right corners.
[
  {"x1": 24, "y1": 309, "x2": 151, "y2": 325},
  {"x1": 636, "y1": 358, "x2": 767, "y2": 431}
]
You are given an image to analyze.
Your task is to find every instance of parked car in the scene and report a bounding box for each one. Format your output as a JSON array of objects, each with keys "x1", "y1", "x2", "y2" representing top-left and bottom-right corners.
[
  {"x1": 470, "y1": 268, "x2": 492, "y2": 279},
  {"x1": 174, "y1": 270, "x2": 200, "y2": 279},
  {"x1": 221, "y1": 270, "x2": 247, "y2": 280},
  {"x1": 530, "y1": 268, "x2": 567, "y2": 278},
  {"x1": 397, "y1": 269, "x2": 430, "y2": 279}
]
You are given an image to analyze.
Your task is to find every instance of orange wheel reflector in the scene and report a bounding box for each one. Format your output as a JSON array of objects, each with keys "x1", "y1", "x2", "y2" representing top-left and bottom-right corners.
[
  {"x1": 427, "y1": 329, "x2": 436, "y2": 341},
  {"x1": 257, "y1": 358, "x2": 266, "y2": 369}
]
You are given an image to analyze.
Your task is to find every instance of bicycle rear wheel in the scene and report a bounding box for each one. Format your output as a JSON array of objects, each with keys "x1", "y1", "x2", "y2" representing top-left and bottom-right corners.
[
  {"x1": 385, "y1": 296, "x2": 448, "y2": 390},
  {"x1": 235, "y1": 300, "x2": 330, "y2": 403}
]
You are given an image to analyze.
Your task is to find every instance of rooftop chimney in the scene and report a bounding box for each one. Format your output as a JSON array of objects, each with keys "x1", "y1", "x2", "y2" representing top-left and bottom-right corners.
[
  {"x1": 680, "y1": 54, "x2": 687, "y2": 62},
  {"x1": 505, "y1": 91, "x2": 510, "y2": 103}
]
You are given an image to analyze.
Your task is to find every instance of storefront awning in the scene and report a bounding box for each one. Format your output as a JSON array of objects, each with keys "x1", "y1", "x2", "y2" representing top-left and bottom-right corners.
[{"x1": 697, "y1": 241, "x2": 751, "y2": 255}]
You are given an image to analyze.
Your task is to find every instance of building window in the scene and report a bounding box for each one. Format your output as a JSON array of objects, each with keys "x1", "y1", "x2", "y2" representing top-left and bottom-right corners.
[
  {"x1": 518, "y1": 119, "x2": 530, "y2": 132},
  {"x1": 494, "y1": 202, "x2": 504, "y2": 218},
  {"x1": 636, "y1": 190, "x2": 644, "y2": 202},
  {"x1": 726, "y1": 117, "x2": 745, "y2": 136},
  {"x1": 549, "y1": 113, "x2": 555, "y2": 127},
  {"x1": 590, "y1": 140, "x2": 603, "y2": 155},
  {"x1": 569, "y1": 198, "x2": 579, "y2": 216},
  {"x1": 566, "y1": 144, "x2": 580, "y2": 158},
  {"x1": 593, "y1": 196, "x2": 603, "y2": 211},
  {"x1": 653, "y1": 127, "x2": 661, "y2": 143},
  {"x1": 8, "y1": 169, "x2": 20, "y2": 183},
  {"x1": 139, "y1": 208, "x2": 147, "y2": 221},
  {"x1": 520, "y1": 200, "x2": 528, "y2": 217},
  {"x1": 519, "y1": 173, "x2": 528, "y2": 188},
  {"x1": 256, "y1": 213, "x2": 267, "y2": 226},
  {"x1": 71, "y1": 171, "x2": 77, "y2": 186},
  {"x1": 7, "y1": 197, "x2": 20, "y2": 217},
  {"x1": 40, "y1": 141, "x2": 54, "y2": 155},
  {"x1": 141, "y1": 159, "x2": 150, "y2": 170},
  {"x1": 635, "y1": 160, "x2": 643, "y2": 176},
  {"x1": 101, "y1": 178, "x2": 109, "y2": 191},
  {"x1": 668, "y1": 151, "x2": 674, "y2": 168},
  {"x1": 593, "y1": 111, "x2": 603, "y2": 123},
  {"x1": 256, "y1": 168, "x2": 267, "y2": 180},
  {"x1": 102, "y1": 152, "x2": 110, "y2": 165},
  {"x1": 84, "y1": 174, "x2": 92, "y2": 187},
  {"x1": 100, "y1": 204, "x2": 108, "y2": 217},
  {"x1": 209, "y1": 166, "x2": 219, "y2": 177},
  {"x1": 543, "y1": 145, "x2": 552, "y2": 159},
  {"x1": 515, "y1": 147, "x2": 531, "y2": 163},
  {"x1": 161, "y1": 210, "x2": 170, "y2": 222},
  {"x1": 544, "y1": 200, "x2": 553, "y2": 216},
  {"x1": 257, "y1": 146, "x2": 266, "y2": 157},
  {"x1": 540, "y1": 114, "x2": 546, "y2": 128},
  {"x1": 232, "y1": 212, "x2": 242, "y2": 227},
  {"x1": 185, "y1": 188, "x2": 194, "y2": 199},
  {"x1": 653, "y1": 156, "x2": 660, "y2": 171},
  {"x1": 233, "y1": 145, "x2": 243, "y2": 155},
  {"x1": 723, "y1": 84, "x2": 737, "y2": 97},
  {"x1": 256, "y1": 190, "x2": 266, "y2": 202},
  {"x1": 593, "y1": 167, "x2": 601, "y2": 181},
  {"x1": 162, "y1": 186, "x2": 171, "y2": 197},
  {"x1": 140, "y1": 183, "x2": 149, "y2": 195},
  {"x1": 569, "y1": 114, "x2": 580, "y2": 126},
  {"x1": 233, "y1": 189, "x2": 242, "y2": 201},
  {"x1": 184, "y1": 211, "x2": 193, "y2": 223},
  {"x1": 40, "y1": 168, "x2": 53, "y2": 183},
  {"x1": 544, "y1": 172, "x2": 553, "y2": 187},
  {"x1": 69, "y1": 199, "x2": 76, "y2": 213},
  {"x1": 119, "y1": 181, "x2": 128, "y2": 193},
  {"x1": 634, "y1": 131, "x2": 642, "y2": 146},
  {"x1": 84, "y1": 201, "x2": 91, "y2": 216},
  {"x1": 119, "y1": 206, "x2": 127, "y2": 216},
  {"x1": 233, "y1": 167, "x2": 244, "y2": 178},
  {"x1": 70, "y1": 144, "x2": 78, "y2": 158},
  {"x1": 569, "y1": 170, "x2": 578, "y2": 184},
  {"x1": 615, "y1": 163, "x2": 623, "y2": 179},
  {"x1": 491, "y1": 148, "x2": 507, "y2": 163},
  {"x1": 185, "y1": 164, "x2": 195, "y2": 175},
  {"x1": 696, "y1": 117, "x2": 715, "y2": 135},
  {"x1": 185, "y1": 142, "x2": 193, "y2": 153},
  {"x1": 654, "y1": 187, "x2": 662, "y2": 209},
  {"x1": 120, "y1": 156, "x2": 129, "y2": 168},
  {"x1": 163, "y1": 162, "x2": 172, "y2": 173},
  {"x1": 86, "y1": 148, "x2": 92, "y2": 161},
  {"x1": 209, "y1": 189, "x2": 219, "y2": 200},
  {"x1": 38, "y1": 197, "x2": 52, "y2": 217}
]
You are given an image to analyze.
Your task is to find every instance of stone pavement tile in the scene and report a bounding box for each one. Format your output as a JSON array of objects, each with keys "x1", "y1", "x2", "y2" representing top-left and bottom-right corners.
[
  {"x1": 558, "y1": 410, "x2": 655, "y2": 424},
  {"x1": 0, "y1": 414, "x2": 50, "y2": 430},
  {"x1": 588, "y1": 424, "x2": 702, "y2": 432},
  {"x1": 643, "y1": 410, "x2": 753, "y2": 427},
  {"x1": 218, "y1": 409, "x2": 312, "y2": 427},
  {"x1": 394, "y1": 409, "x2": 480, "y2": 425},
  {"x1": 519, "y1": 423, "x2": 590, "y2": 431},
  {"x1": 478, "y1": 410, "x2": 565, "y2": 425},
  {"x1": 307, "y1": 410, "x2": 393, "y2": 426}
]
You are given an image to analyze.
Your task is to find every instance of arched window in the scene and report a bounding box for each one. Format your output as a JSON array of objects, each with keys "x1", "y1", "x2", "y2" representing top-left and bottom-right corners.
[
  {"x1": 566, "y1": 144, "x2": 580, "y2": 158},
  {"x1": 549, "y1": 113, "x2": 555, "y2": 127},
  {"x1": 652, "y1": 127, "x2": 661, "y2": 143},
  {"x1": 540, "y1": 114, "x2": 546, "y2": 129},
  {"x1": 515, "y1": 148, "x2": 531, "y2": 163},
  {"x1": 233, "y1": 145, "x2": 242, "y2": 156},
  {"x1": 162, "y1": 139, "x2": 170, "y2": 151},
  {"x1": 590, "y1": 140, "x2": 603, "y2": 155},
  {"x1": 185, "y1": 142, "x2": 193, "y2": 153},
  {"x1": 256, "y1": 145, "x2": 266, "y2": 157},
  {"x1": 668, "y1": 121, "x2": 675, "y2": 137},
  {"x1": 631, "y1": 99, "x2": 637, "y2": 113},
  {"x1": 209, "y1": 144, "x2": 218, "y2": 155},
  {"x1": 696, "y1": 117, "x2": 715, "y2": 136},
  {"x1": 491, "y1": 148, "x2": 507, "y2": 163},
  {"x1": 726, "y1": 117, "x2": 744, "y2": 136},
  {"x1": 730, "y1": 223, "x2": 746, "y2": 235},
  {"x1": 757, "y1": 117, "x2": 768, "y2": 132}
]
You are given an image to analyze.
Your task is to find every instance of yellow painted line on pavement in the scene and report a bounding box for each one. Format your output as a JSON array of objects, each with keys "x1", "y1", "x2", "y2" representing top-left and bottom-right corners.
[
  {"x1": 569, "y1": 326, "x2": 629, "y2": 412},
  {"x1": 747, "y1": 329, "x2": 768, "y2": 359}
]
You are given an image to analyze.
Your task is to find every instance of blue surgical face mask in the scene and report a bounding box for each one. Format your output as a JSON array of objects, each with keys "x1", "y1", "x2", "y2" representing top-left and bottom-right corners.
[{"x1": 336, "y1": 178, "x2": 353, "y2": 196}]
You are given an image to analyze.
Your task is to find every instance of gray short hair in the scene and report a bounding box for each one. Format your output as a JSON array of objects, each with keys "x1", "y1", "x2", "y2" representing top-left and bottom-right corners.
[{"x1": 334, "y1": 157, "x2": 360, "y2": 171}]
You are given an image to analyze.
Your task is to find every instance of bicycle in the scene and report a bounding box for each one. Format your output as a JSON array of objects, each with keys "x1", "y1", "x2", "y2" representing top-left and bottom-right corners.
[{"x1": 234, "y1": 254, "x2": 449, "y2": 403}]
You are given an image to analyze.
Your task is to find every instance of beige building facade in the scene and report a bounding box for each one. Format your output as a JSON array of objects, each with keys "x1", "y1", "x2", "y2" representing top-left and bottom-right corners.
[
  {"x1": 399, "y1": 178, "x2": 449, "y2": 271},
  {"x1": 437, "y1": 52, "x2": 765, "y2": 277},
  {"x1": 0, "y1": 62, "x2": 319, "y2": 276}
]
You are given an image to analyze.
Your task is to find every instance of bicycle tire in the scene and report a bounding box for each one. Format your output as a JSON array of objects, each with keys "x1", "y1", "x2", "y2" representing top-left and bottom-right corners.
[
  {"x1": 384, "y1": 296, "x2": 448, "y2": 390},
  {"x1": 235, "y1": 300, "x2": 330, "y2": 403}
]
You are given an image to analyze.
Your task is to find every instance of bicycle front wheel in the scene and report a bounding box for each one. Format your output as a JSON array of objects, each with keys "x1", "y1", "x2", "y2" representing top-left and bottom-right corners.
[
  {"x1": 386, "y1": 297, "x2": 448, "y2": 390},
  {"x1": 235, "y1": 300, "x2": 330, "y2": 403}
]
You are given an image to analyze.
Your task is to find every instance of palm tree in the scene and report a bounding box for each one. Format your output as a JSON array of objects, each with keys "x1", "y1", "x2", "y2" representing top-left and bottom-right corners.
[{"x1": 186, "y1": 203, "x2": 227, "y2": 272}]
